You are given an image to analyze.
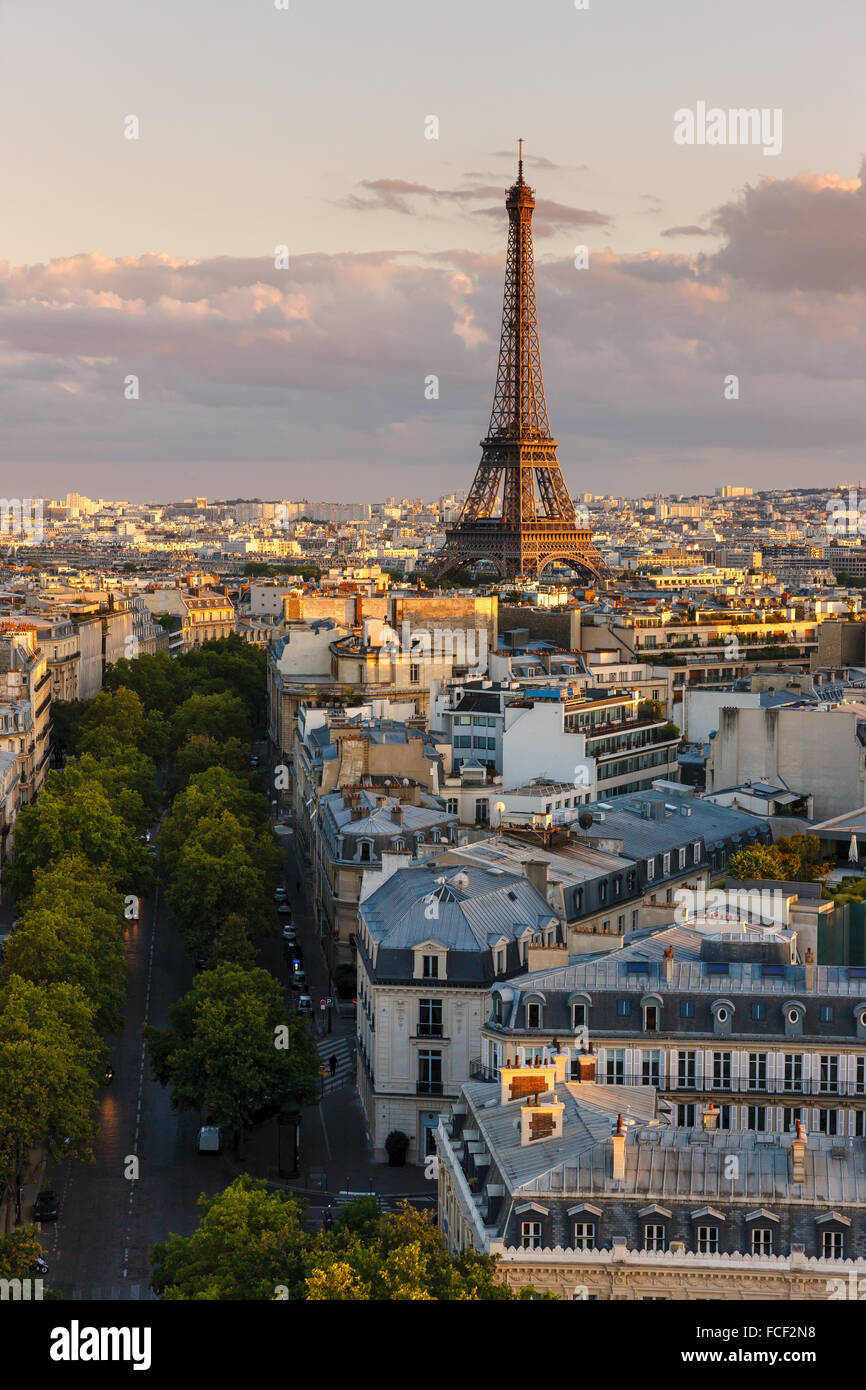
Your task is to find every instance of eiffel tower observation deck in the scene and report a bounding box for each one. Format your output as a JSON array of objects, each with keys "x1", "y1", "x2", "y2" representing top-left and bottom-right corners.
[{"x1": 436, "y1": 143, "x2": 610, "y2": 584}]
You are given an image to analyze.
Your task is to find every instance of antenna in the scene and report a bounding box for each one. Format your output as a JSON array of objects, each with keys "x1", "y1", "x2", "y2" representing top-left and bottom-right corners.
[{"x1": 518, "y1": 137, "x2": 524, "y2": 178}]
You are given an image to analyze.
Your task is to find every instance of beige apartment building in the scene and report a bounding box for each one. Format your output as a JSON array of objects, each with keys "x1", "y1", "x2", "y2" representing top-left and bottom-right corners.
[{"x1": 0, "y1": 626, "x2": 50, "y2": 803}]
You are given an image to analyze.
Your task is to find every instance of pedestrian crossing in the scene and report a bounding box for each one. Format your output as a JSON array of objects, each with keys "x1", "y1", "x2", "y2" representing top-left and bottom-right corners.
[{"x1": 316, "y1": 1035, "x2": 355, "y2": 1091}]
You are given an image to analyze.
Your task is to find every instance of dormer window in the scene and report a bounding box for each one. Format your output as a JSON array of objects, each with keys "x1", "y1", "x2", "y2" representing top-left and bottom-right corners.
[
  {"x1": 646, "y1": 858, "x2": 656, "y2": 881},
  {"x1": 527, "y1": 1002, "x2": 542, "y2": 1029},
  {"x1": 423, "y1": 954, "x2": 439, "y2": 979},
  {"x1": 359, "y1": 841, "x2": 372, "y2": 862}
]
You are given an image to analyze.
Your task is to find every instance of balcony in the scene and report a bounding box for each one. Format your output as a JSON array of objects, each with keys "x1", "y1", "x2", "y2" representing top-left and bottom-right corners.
[{"x1": 416, "y1": 1080, "x2": 444, "y2": 1096}]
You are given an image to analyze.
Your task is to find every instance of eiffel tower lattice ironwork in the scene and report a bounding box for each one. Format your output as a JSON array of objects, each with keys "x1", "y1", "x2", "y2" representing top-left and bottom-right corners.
[{"x1": 436, "y1": 143, "x2": 610, "y2": 584}]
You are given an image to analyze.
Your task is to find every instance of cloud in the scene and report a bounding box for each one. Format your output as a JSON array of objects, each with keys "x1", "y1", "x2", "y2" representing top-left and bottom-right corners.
[
  {"x1": 4, "y1": 161, "x2": 866, "y2": 498},
  {"x1": 711, "y1": 162, "x2": 866, "y2": 290},
  {"x1": 660, "y1": 224, "x2": 715, "y2": 238}
]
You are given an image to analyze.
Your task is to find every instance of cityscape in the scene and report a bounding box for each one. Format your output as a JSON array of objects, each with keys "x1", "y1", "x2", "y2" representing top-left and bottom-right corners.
[{"x1": 3, "y1": 0, "x2": 866, "y2": 1361}]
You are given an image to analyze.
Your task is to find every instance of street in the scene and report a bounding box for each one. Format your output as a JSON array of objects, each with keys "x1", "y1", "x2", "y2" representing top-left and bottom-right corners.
[{"x1": 35, "y1": 743, "x2": 427, "y2": 1298}]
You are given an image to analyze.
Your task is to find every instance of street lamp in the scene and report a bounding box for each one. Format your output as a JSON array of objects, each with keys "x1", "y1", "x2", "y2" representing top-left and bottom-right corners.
[{"x1": 494, "y1": 801, "x2": 506, "y2": 838}]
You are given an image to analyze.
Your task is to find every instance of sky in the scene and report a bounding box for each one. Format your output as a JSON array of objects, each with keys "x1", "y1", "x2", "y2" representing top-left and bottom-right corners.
[{"x1": 1, "y1": 0, "x2": 866, "y2": 502}]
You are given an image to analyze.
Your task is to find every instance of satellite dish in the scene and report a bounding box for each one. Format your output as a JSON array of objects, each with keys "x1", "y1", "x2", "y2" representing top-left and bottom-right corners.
[{"x1": 578, "y1": 811, "x2": 594, "y2": 830}]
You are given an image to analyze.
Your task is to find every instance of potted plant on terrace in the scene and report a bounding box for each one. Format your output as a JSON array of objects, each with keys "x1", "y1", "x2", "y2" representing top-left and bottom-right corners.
[{"x1": 385, "y1": 1130, "x2": 409, "y2": 1167}]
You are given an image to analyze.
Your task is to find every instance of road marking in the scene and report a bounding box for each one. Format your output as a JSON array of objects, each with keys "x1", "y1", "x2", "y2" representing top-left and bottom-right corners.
[{"x1": 318, "y1": 1104, "x2": 331, "y2": 1160}]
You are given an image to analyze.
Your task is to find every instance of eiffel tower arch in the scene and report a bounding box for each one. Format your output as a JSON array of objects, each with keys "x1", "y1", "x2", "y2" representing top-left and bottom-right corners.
[{"x1": 435, "y1": 144, "x2": 609, "y2": 585}]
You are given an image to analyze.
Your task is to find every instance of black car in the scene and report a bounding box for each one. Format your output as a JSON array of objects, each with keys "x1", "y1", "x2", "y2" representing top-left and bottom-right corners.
[{"x1": 34, "y1": 1190, "x2": 59, "y2": 1222}]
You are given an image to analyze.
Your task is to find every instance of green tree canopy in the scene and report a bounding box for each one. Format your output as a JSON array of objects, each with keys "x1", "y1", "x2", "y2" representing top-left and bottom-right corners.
[
  {"x1": 146, "y1": 965, "x2": 319, "y2": 1135},
  {"x1": 150, "y1": 1180, "x2": 545, "y2": 1301},
  {"x1": 169, "y1": 692, "x2": 250, "y2": 754},
  {"x1": 728, "y1": 834, "x2": 831, "y2": 883},
  {"x1": 0, "y1": 975, "x2": 101, "y2": 1223}
]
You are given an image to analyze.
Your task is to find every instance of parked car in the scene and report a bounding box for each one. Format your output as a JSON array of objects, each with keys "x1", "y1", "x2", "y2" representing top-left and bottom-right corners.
[
  {"x1": 33, "y1": 1190, "x2": 59, "y2": 1222},
  {"x1": 296, "y1": 994, "x2": 313, "y2": 1015},
  {"x1": 197, "y1": 1125, "x2": 223, "y2": 1154},
  {"x1": 281, "y1": 923, "x2": 296, "y2": 942},
  {"x1": 277, "y1": 902, "x2": 293, "y2": 917},
  {"x1": 292, "y1": 966, "x2": 306, "y2": 988},
  {"x1": 274, "y1": 886, "x2": 287, "y2": 901}
]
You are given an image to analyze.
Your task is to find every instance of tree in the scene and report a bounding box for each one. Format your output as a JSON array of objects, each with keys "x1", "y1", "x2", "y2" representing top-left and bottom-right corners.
[
  {"x1": 149, "y1": 1182, "x2": 546, "y2": 1300},
  {"x1": 0, "y1": 1226, "x2": 44, "y2": 1277},
  {"x1": 76, "y1": 686, "x2": 167, "y2": 761},
  {"x1": 145, "y1": 965, "x2": 319, "y2": 1141},
  {"x1": 728, "y1": 834, "x2": 831, "y2": 883},
  {"x1": 5, "y1": 780, "x2": 152, "y2": 901},
  {"x1": 169, "y1": 692, "x2": 250, "y2": 754},
  {"x1": 166, "y1": 812, "x2": 279, "y2": 954},
  {"x1": 151, "y1": 1177, "x2": 311, "y2": 1299},
  {"x1": 174, "y1": 734, "x2": 249, "y2": 784},
  {"x1": 0, "y1": 976, "x2": 101, "y2": 1225},
  {"x1": 4, "y1": 857, "x2": 127, "y2": 1032}
]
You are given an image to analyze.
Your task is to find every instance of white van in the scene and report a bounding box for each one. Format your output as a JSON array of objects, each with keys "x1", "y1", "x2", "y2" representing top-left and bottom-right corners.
[{"x1": 197, "y1": 1125, "x2": 223, "y2": 1154}]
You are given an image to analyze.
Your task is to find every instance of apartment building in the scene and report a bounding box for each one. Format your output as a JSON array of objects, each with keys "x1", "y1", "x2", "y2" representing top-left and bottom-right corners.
[
  {"x1": 0, "y1": 627, "x2": 50, "y2": 803},
  {"x1": 356, "y1": 860, "x2": 561, "y2": 1163},
  {"x1": 478, "y1": 925, "x2": 866, "y2": 1140},
  {"x1": 437, "y1": 1058, "x2": 866, "y2": 1298}
]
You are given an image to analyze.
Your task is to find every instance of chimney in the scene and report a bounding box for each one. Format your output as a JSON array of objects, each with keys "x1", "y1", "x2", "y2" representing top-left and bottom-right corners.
[
  {"x1": 805, "y1": 947, "x2": 814, "y2": 990},
  {"x1": 792, "y1": 1119, "x2": 807, "y2": 1183},
  {"x1": 610, "y1": 1114, "x2": 626, "y2": 1181},
  {"x1": 702, "y1": 1102, "x2": 719, "y2": 1131},
  {"x1": 522, "y1": 860, "x2": 550, "y2": 899},
  {"x1": 662, "y1": 945, "x2": 675, "y2": 983},
  {"x1": 391, "y1": 804, "x2": 403, "y2": 825},
  {"x1": 571, "y1": 1049, "x2": 596, "y2": 1084}
]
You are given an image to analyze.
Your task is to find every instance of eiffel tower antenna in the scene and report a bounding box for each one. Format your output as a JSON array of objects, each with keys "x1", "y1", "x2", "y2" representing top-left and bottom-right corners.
[{"x1": 435, "y1": 150, "x2": 609, "y2": 584}]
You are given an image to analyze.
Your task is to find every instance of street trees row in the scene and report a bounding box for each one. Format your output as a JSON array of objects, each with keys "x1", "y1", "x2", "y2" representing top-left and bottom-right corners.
[{"x1": 151, "y1": 1179, "x2": 545, "y2": 1301}]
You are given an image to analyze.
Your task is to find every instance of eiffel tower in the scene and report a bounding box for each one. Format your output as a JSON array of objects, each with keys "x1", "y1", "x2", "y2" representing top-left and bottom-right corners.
[{"x1": 436, "y1": 143, "x2": 609, "y2": 584}]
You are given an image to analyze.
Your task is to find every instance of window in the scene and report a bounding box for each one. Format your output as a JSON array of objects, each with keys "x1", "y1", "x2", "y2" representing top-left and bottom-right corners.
[
  {"x1": 821, "y1": 1005, "x2": 834, "y2": 1022},
  {"x1": 697, "y1": 1225, "x2": 719, "y2": 1254},
  {"x1": 783, "y1": 1053, "x2": 803, "y2": 1093},
  {"x1": 747, "y1": 1105, "x2": 767, "y2": 1132},
  {"x1": 712, "y1": 1052, "x2": 731, "y2": 1089},
  {"x1": 573, "y1": 1222, "x2": 595, "y2": 1250},
  {"x1": 642, "y1": 1051, "x2": 661, "y2": 1086},
  {"x1": 856, "y1": 1111, "x2": 866, "y2": 1137},
  {"x1": 646, "y1": 858, "x2": 656, "y2": 880},
  {"x1": 572, "y1": 1003, "x2": 586, "y2": 1030},
  {"x1": 422, "y1": 954, "x2": 439, "y2": 979},
  {"x1": 693, "y1": 842, "x2": 701, "y2": 864},
  {"x1": 717, "y1": 1105, "x2": 733, "y2": 1130},
  {"x1": 446, "y1": 798, "x2": 458, "y2": 815},
  {"x1": 475, "y1": 798, "x2": 489, "y2": 825},
  {"x1": 644, "y1": 1004, "x2": 658, "y2": 1031},
  {"x1": 818, "y1": 1108, "x2": 839, "y2": 1136},
  {"x1": 359, "y1": 841, "x2": 372, "y2": 862},
  {"x1": 751, "y1": 1003, "x2": 765, "y2": 1021},
  {"x1": 617, "y1": 999, "x2": 631, "y2": 1016},
  {"x1": 455, "y1": 735, "x2": 471, "y2": 749},
  {"x1": 417, "y1": 1050, "x2": 443, "y2": 1095},
  {"x1": 680, "y1": 1001, "x2": 694, "y2": 1018},
  {"x1": 783, "y1": 1107, "x2": 804, "y2": 1132},
  {"x1": 678, "y1": 847, "x2": 687, "y2": 870},
  {"x1": 606, "y1": 1050, "x2": 625, "y2": 1085},
  {"x1": 409, "y1": 663, "x2": 420, "y2": 682},
  {"x1": 521, "y1": 1221, "x2": 542, "y2": 1250},
  {"x1": 527, "y1": 1002, "x2": 542, "y2": 1029},
  {"x1": 819, "y1": 1055, "x2": 840, "y2": 1094},
  {"x1": 662, "y1": 853, "x2": 671, "y2": 875},
  {"x1": 677, "y1": 1051, "x2": 697, "y2": 1088},
  {"x1": 751, "y1": 1227, "x2": 773, "y2": 1256},
  {"x1": 599, "y1": 881, "x2": 608, "y2": 903},
  {"x1": 644, "y1": 1224, "x2": 666, "y2": 1252},
  {"x1": 747, "y1": 1053, "x2": 767, "y2": 1090},
  {"x1": 677, "y1": 1103, "x2": 696, "y2": 1126},
  {"x1": 857, "y1": 1057, "x2": 866, "y2": 1095},
  {"x1": 822, "y1": 1230, "x2": 844, "y2": 1259},
  {"x1": 418, "y1": 999, "x2": 443, "y2": 1038}
]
